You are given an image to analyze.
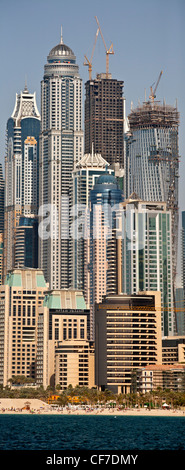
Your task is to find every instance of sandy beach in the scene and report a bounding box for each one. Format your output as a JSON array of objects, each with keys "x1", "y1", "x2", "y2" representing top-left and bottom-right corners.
[{"x1": 0, "y1": 399, "x2": 185, "y2": 416}]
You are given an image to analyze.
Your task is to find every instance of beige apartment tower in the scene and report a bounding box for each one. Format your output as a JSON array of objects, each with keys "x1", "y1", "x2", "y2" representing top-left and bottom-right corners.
[
  {"x1": 0, "y1": 269, "x2": 48, "y2": 387},
  {"x1": 95, "y1": 291, "x2": 162, "y2": 394},
  {"x1": 36, "y1": 289, "x2": 95, "y2": 390}
]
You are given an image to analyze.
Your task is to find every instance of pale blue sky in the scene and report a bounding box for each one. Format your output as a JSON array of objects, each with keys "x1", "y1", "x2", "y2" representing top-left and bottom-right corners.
[{"x1": 0, "y1": 0, "x2": 184, "y2": 217}]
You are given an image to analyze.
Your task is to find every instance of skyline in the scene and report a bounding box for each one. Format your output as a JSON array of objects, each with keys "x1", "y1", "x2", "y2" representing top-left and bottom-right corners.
[{"x1": 0, "y1": 0, "x2": 184, "y2": 214}]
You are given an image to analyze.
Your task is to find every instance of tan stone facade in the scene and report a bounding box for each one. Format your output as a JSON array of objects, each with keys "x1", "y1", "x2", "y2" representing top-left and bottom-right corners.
[
  {"x1": 36, "y1": 290, "x2": 95, "y2": 390},
  {"x1": 95, "y1": 291, "x2": 162, "y2": 394},
  {"x1": 0, "y1": 269, "x2": 48, "y2": 387}
]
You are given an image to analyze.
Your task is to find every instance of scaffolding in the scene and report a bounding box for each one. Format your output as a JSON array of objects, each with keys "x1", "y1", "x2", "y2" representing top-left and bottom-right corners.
[{"x1": 128, "y1": 101, "x2": 179, "y2": 130}]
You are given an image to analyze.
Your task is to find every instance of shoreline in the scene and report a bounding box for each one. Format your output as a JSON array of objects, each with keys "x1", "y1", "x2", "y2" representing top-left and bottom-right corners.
[{"x1": 0, "y1": 399, "x2": 185, "y2": 417}]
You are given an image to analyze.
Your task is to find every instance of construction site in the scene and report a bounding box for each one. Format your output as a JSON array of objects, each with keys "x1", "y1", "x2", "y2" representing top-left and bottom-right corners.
[{"x1": 128, "y1": 100, "x2": 179, "y2": 131}]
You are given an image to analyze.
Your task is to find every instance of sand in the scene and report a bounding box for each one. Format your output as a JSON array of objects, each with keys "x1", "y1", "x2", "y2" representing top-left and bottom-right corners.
[{"x1": 0, "y1": 399, "x2": 185, "y2": 416}]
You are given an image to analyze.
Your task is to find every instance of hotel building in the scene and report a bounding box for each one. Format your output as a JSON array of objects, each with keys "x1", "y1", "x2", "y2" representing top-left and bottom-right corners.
[
  {"x1": 95, "y1": 291, "x2": 162, "y2": 394},
  {"x1": 36, "y1": 289, "x2": 94, "y2": 390},
  {"x1": 0, "y1": 268, "x2": 48, "y2": 387}
]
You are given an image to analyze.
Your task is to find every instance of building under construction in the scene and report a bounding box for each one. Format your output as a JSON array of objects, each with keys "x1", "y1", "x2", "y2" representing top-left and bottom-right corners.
[
  {"x1": 84, "y1": 74, "x2": 125, "y2": 166},
  {"x1": 125, "y1": 99, "x2": 180, "y2": 332}
]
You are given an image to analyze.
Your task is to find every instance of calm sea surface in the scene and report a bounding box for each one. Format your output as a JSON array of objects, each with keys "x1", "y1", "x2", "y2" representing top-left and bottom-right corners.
[{"x1": 0, "y1": 415, "x2": 185, "y2": 450}]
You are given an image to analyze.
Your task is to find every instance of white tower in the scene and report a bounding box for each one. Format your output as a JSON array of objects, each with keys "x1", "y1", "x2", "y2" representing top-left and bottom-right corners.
[{"x1": 39, "y1": 29, "x2": 83, "y2": 289}]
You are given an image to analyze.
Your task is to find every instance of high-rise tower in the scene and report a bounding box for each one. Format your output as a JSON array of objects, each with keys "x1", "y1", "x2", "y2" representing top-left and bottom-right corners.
[
  {"x1": 4, "y1": 85, "x2": 40, "y2": 278},
  {"x1": 39, "y1": 28, "x2": 83, "y2": 289},
  {"x1": 85, "y1": 74, "x2": 125, "y2": 166},
  {"x1": 71, "y1": 149, "x2": 114, "y2": 291},
  {"x1": 85, "y1": 172, "x2": 124, "y2": 338},
  {"x1": 125, "y1": 100, "x2": 180, "y2": 314},
  {"x1": 0, "y1": 164, "x2": 4, "y2": 285},
  {"x1": 182, "y1": 212, "x2": 185, "y2": 295},
  {"x1": 121, "y1": 196, "x2": 174, "y2": 336}
]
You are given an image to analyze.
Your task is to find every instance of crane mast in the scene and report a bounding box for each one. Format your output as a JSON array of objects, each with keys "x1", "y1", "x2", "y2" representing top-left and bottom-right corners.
[
  {"x1": 84, "y1": 27, "x2": 99, "y2": 80},
  {"x1": 95, "y1": 16, "x2": 114, "y2": 78},
  {"x1": 149, "y1": 70, "x2": 163, "y2": 102}
]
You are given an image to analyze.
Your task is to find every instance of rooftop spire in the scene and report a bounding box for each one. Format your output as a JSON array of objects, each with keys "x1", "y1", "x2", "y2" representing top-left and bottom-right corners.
[
  {"x1": 60, "y1": 25, "x2": 63, "y2": 44},
  {"x1": 24, "y1": 75, "x2": 28, "y2": 93}
]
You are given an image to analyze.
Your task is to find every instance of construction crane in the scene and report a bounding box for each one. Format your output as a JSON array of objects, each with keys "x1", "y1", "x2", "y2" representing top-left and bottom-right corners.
[
  {"x1": 95, "y1": 16, "x2": 114, "y2": 78},
  {"x1": 84, "y1": 27, "x2": 99, "y2": 80},
  {"x1": 149, "y1": 70, "x2": 163, "y2": 102}
]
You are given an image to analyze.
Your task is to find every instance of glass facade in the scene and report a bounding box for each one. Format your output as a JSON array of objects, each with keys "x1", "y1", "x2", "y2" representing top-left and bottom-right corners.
[
  {"x1": 4, "y1": 88, "x2": 40, "y2": 275},
  {"x1": 87, "y1": 173, "x2": 124, "y2": 338},
  {"x1": 122, "y1": 201, "x2": 174, "y2": 336},
  {"x1": 71, "y1": 155, "x2": 114, "y2": 291}
]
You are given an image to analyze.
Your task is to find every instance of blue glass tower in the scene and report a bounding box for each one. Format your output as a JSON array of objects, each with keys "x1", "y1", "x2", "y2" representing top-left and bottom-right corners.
[{"x1": 4, "y1": 84, "x2": 40, "y2": 276}]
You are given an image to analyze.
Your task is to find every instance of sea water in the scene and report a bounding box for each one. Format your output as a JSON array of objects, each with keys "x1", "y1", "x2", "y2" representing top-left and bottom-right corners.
[{"x1": 0, "y1": 415, "x2": 185, "y2": 451}]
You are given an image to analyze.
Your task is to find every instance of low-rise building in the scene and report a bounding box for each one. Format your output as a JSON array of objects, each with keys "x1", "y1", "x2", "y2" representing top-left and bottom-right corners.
[{"x1": 136, "y1": 364, "x2": 185, "y2": 393}]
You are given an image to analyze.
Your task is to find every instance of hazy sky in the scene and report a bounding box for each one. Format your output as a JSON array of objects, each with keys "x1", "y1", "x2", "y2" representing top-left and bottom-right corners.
[{"x1": 0, "y1": 0, "x2": 184, "y2": 218}]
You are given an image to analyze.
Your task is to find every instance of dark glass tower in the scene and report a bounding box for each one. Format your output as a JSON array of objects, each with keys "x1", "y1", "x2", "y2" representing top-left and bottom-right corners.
[{"x1": 15, "y1": 216, "x2": 38, "y2": 269}]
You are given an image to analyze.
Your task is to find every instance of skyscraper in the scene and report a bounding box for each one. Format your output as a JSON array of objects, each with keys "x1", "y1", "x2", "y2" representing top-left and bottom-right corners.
[
  {"x1": 181, "y1": 211, "x2": 185, "y2": 333},
  {"x1": 0, "y1": 164, "x2": 4, "y2": 285},
  {"x1": 121, "y1": 196, "x2": 174, "y2": 336},
  {"x1": 39, "y1": 28, "x2": 83, "y2": 290},
  {"x1": 182, "y1": 211, "x2": 185, "y2": 295},
  {"x1": 125, "y1": 100, "x2": 180, "y2": 316},
  {"x1": 85, "y1": 171, "x2": 124, "y2": 338},
  {"x1": 85, "y1": 74, "x2": 125, "y2": 166},
  {"x1": 4, "y1": 85, "x2": 40, "y2": 278},
  {"x1": 71, "y1": 148, "x2": 114, "y2": 291}
]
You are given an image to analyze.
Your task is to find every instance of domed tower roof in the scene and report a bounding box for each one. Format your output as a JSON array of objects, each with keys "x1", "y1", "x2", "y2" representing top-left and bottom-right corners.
[{"x1": 47, "y1": 26, "x2": 76, "y2": 63}]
